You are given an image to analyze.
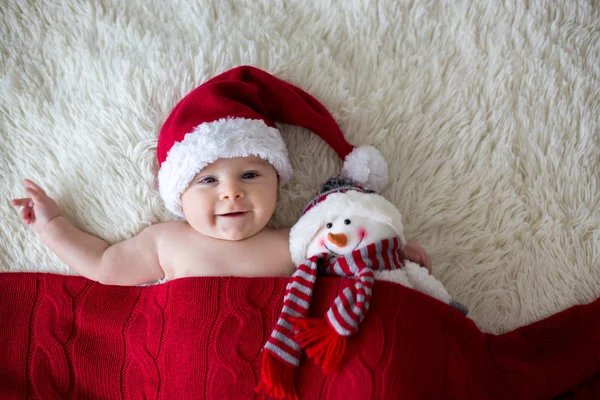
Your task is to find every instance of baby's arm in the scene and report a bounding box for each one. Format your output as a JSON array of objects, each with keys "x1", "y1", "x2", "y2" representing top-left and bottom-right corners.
[
  {"x1": 42, "y1": 217, "x2": 164, "y2": 285},
  {"x1": 401, "y1": 242, "x2": 432, "y2": 274},
  {"x1": 11, "y1": 179, "x2": 164, "y2": 286}
]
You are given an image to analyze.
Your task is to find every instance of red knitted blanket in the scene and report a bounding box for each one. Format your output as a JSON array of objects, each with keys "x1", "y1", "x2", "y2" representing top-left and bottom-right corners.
[{"x1": 1, "y1": 272, "x2": 599, "y2": 399}]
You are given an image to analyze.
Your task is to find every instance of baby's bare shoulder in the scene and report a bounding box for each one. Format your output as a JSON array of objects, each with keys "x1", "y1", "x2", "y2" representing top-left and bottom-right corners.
[
  {"x1": 150, "y1": 220, "x2": 188, "y2": 234},
  {"x1": 150, "y1": 221, "x2": 200, "y2": 245},
  {"x1": 149, "y1": 221, "x2": 203, "y2": 279}
]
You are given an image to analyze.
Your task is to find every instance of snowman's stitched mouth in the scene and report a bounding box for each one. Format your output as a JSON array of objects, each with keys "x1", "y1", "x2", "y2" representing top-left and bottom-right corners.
[{"x1": 324, "y1": 235, "x2": 364, "y2": 256}]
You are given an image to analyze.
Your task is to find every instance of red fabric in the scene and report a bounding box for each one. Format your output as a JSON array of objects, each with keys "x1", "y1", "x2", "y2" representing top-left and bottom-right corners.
[
  {"x1": 157, "y1": 65, "x2": 354, "y2": 166},
  {"x1": 0, "y1": 272, "x2": 599, "y2": 400}
]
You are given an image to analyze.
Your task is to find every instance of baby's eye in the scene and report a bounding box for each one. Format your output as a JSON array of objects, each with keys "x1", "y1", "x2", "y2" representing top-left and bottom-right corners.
[
  {"x1": 241, "y1": 172, "x2": 259, "y2": 179},
  {"x1": 326, "y1": 222, "x2": 333, "y2": 229},
  {"x1": 199, "y1": 177, "x2": 216, "y2": 184}
]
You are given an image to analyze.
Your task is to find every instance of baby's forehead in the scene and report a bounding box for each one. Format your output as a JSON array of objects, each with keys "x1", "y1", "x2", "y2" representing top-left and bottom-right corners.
[{"x1": 195, "y1": 156, "x2": 272, "y2": 175}]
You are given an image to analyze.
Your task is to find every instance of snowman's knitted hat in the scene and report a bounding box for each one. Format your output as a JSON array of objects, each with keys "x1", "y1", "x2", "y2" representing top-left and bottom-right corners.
[{"x1": 289, "y1": 177, "x2": 406, "y2": 265}]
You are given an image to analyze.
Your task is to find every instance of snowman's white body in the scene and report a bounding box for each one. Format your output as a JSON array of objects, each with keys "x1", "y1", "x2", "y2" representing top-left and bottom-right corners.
[{"x1": 305, "y1": 215, "x2": 452, "y2": 305}]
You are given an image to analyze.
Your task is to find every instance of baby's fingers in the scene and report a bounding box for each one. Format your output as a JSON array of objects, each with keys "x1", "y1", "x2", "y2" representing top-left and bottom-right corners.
[
  {"x1": 21, "y1": 206, "x2": 33, "y2": 223},
  {"x1": 25, "y1": 187, "x2": 45, "y2": 203},
  {"x1": 424, "y1": 256, "x2": 432, "y2": 273},
  {"x1": 24, "y1": 179, "x2": 47, "y2": 196},
  {"x1": 11, "y1": 198, "x2": 32, "y2": 207}
]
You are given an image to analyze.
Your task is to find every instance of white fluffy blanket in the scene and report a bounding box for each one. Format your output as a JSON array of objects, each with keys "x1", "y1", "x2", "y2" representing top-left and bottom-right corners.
[{"x1": 1, "y1": 0, "x2": 599, "y2": 334}]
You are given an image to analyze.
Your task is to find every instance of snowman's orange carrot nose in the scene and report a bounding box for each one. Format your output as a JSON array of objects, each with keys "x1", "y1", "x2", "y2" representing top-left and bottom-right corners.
[{"x1": 327, "y1": 232, "x2": 348, "y2": 247}]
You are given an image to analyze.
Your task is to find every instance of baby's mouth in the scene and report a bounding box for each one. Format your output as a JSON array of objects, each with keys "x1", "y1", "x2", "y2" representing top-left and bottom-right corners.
[{"x1": 218, "y1": 211, "x2": 248, "y2": 217}]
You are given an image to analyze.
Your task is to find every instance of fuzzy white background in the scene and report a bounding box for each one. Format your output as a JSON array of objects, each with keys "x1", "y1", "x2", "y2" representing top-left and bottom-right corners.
[{"x1": 1, "y1": 0, "x2": 599, "y2": 334}]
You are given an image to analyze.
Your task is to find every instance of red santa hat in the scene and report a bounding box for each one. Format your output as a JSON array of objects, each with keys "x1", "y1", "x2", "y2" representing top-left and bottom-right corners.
[{"x1": 157, "y1": 65, "x2": 388, "y2": 217}]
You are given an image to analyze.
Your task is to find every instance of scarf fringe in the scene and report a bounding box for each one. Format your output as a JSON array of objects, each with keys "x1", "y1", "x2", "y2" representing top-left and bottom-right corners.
[
  {"x1": 256, "y1": 352, "x2": 299, "y2": 400},
  {"x1": 290, "y1": 317, "x2": 347, "y2": 373}
]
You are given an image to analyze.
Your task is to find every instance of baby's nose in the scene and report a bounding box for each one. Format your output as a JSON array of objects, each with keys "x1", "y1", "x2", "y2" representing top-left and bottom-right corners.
[
  {"x1": 222, "y1": 192, "x2": 243, "y2": 200},
  {"x1": 220, "y1": 183, "x2": 244, "y2": 200},
  {"x1": 327, "y1": 232, "x2": 348, "y2": 248}
]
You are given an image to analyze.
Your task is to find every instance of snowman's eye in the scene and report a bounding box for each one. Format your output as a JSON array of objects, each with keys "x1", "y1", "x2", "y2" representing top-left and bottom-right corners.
[
  {"x1": 344, "y1": 219, "x2": 351, "y2": 225},
  {"x1": 326, "y1": 222, "x2": 333, "y2": 229}
]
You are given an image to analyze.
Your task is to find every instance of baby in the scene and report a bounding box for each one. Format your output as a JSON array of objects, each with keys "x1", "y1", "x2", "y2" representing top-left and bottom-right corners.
[
  {"x1": 10, "y1": 65, "x2": 431, "y2": 286},
  {"x1": 11, "y1": 157, "x2": 294, "y2": 285}
]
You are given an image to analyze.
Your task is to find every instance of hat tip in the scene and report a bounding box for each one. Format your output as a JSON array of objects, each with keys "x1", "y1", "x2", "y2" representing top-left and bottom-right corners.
[{"x1": 340, "y1": 146, "x2": 388, "y2": 192}]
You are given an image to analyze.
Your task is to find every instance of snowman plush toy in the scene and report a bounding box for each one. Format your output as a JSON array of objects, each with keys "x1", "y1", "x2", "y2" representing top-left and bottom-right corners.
[
  {"x1": 292, "y1": 176, "x2": 468, "y2": 317},
  {"x1": 258, "y1": 176, "x2": 468, "y2": 399}
]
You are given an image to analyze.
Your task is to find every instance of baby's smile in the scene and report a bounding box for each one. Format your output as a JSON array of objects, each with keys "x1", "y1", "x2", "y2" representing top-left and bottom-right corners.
[{"x1": 218, "y1": 211, "x2": 249, "y2": 218}]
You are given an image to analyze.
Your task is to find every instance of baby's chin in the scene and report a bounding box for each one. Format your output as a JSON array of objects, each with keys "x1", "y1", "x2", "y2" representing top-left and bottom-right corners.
[
  {"x1": 216, "y1": 230, "x2": 255, "y2": 241},
  {"x1": 213, "y1": 225, "x2": 266, "y2": 241},
  {"x1": 188, "y1": 221, "x2": 261, "y2": 241},
  {"x1": 215, "y1": 221, "x2": 267, "y2": 241}
]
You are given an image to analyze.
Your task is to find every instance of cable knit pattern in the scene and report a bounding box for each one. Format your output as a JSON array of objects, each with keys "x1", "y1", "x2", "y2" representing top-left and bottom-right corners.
[
  {"x1": 28, "y1": 275, "x2": 91, "y2": 398},
  {"x1": 211, "y1": 278, "x2": 270, "y2": 398},
  {"x1": 0, "y1": 273, "x2": 599, "y2": 400}
]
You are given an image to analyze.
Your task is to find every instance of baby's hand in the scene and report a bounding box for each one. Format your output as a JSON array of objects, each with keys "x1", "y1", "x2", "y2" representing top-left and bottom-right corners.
[
  {"x1": 11, "y1": 179, "x2": 61, "y2": 235},
  {"x1": 401, "y1": 242, "x2": 432, "y2": 274}
]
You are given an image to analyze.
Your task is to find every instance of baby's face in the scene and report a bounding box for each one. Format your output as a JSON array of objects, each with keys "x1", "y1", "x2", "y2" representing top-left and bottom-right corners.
[{"x1": 180, "y1": 156, "x2": 279, "y2": 241}]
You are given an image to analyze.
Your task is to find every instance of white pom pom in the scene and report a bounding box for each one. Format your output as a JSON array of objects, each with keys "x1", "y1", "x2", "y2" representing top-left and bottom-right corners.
[{"x1": 340, "y1": 146, "x2": 388, "y2": 192}]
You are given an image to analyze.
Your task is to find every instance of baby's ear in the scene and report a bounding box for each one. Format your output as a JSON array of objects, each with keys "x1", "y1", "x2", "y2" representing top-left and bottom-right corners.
[{"x1": 151, "y1": 160, "x2": 160, "y2": 191}]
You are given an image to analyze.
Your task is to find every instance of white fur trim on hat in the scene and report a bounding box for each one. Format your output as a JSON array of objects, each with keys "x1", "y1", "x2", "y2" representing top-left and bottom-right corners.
[
  {"x1": 158, "y1": 118, "x2": 292, "y2": 217},
  {"x1": 341, "y1": 146, "x2": 388, "y2": 192},
  {"x1": 289, "y1": 190, "x2": 406, "y2": 265}
]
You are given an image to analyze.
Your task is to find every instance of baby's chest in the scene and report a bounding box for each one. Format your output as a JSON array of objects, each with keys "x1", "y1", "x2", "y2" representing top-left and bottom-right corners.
[{"x1": 163, "y1": 240, "x2": 293, "y2": 279}]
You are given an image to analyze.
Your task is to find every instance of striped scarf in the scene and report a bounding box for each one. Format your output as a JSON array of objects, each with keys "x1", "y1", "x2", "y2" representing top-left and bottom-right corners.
[{"x1": 258, "y1": 237, "x2": 404, "y2": 399}]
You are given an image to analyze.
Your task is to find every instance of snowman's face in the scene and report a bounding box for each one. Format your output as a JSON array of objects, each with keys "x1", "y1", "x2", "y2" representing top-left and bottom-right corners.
[{"x1": 305, "y1": 215, "x2": 397, "y2": 258}]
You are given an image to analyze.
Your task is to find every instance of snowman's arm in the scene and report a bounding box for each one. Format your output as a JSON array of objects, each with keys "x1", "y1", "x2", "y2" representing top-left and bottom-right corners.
[
  {"x1": 374, "y1": 269, "x2": 412, "y2": 288},
  {"x1": 403, "y1": 261, "x2": 452, "y2": 304}
]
